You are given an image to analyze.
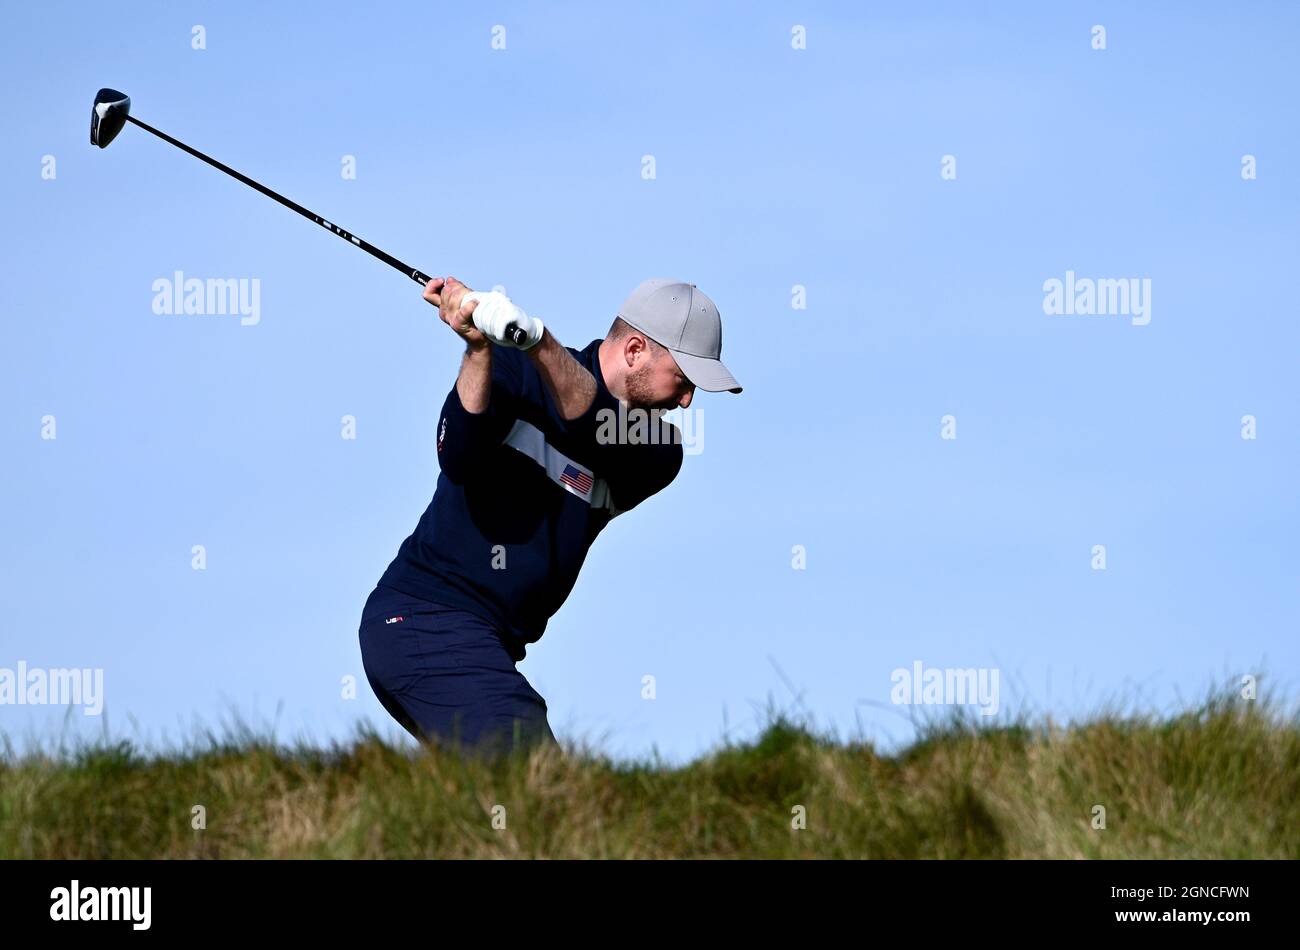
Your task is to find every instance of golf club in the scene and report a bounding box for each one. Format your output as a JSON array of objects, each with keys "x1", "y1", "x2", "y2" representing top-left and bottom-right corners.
[{"x1": 90, "y1": 88, "x2": 527, "y2": 345}]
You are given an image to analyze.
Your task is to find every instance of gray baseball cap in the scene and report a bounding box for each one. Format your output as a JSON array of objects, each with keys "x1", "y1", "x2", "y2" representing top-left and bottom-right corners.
[{"x1": 615, "y1": 278, "x2": 742, "y2": 393}]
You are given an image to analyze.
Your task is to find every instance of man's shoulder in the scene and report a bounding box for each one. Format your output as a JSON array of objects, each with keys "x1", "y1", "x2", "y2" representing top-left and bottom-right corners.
[
  {"x1": 603, "y1": 422, "x2": 683, "y2": 513},
  {"x1": 566, "y1": 337, "x2": 603, "y2": 370},
  {"x1": 618, "y1": 414, "x2": 685, "y2": 481},
  {"x1": 658, "y1": 435, "x2": 685, "y2": 483}
]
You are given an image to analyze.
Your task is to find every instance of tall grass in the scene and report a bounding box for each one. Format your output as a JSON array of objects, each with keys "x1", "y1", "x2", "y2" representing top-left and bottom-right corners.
[{"x1": 2, "y1": 688, "x2": 1296, "y2": 858}]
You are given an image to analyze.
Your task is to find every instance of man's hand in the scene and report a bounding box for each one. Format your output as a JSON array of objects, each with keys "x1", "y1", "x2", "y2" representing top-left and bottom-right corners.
[{"x1": 424, "y1": 276, "x2": 486, "y2": 350}]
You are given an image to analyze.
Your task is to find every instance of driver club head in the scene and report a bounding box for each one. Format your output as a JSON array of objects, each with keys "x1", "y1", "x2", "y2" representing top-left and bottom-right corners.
[{"x1": 90, "y1": 88, "x2": 130, "y2": 148}]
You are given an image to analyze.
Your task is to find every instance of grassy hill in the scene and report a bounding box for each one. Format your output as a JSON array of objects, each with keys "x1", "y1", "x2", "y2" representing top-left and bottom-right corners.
[{"x1": 2, "y1": 691, "x2": 1296, "y2": 859}]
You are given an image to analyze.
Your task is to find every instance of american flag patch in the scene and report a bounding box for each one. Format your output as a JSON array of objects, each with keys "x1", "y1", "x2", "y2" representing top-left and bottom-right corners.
[{"x1": 559, "y1": 463, "x2": 593, "y2": 495}]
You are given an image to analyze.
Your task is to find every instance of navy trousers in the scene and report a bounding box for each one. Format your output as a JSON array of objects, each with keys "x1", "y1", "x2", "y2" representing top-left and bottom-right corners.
[{"x1": 357, "y1": 584, "x2": 557, "y2": 757}]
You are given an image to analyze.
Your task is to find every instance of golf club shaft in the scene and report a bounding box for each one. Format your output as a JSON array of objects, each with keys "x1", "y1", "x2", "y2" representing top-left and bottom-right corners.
[
  {"x1": 126, "y1": 115, "x2": 431, "y2": 285},
  {"x1": 123, "y1": 114, "x2": 525, "y2": 343}
]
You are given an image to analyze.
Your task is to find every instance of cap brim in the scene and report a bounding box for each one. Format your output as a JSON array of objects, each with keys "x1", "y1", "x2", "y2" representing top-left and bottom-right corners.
[{"x1": 671, "y1": 349, "x2": 742, "y2": 394}]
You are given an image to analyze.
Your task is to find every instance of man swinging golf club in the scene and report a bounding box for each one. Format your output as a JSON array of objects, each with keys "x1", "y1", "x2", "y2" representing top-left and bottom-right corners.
[
  {"x1": 87, "y1": 88, "x2": 743, "y2": 757},
  {"x1": 358, "y1": 277, "x2": 742, "y2": 757}
]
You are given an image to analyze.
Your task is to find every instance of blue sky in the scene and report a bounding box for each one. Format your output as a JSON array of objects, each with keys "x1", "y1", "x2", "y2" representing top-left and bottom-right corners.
[{"x1": 2, "y1": 1, "x2": 1297, "y2": 764}]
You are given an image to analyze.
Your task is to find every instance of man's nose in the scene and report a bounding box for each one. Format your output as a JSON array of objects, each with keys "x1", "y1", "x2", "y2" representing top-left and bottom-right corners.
[{"x1": 678, "y1": 389, "x2": 693, "y2": 409}]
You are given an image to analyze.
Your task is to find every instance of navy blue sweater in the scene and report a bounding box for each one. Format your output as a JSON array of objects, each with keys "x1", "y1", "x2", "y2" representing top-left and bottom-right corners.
[{"x1": 377, "y1": 338, "x2": 683, "y2": 658}]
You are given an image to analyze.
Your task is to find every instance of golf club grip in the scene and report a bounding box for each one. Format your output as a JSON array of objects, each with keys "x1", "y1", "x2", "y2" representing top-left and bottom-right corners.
[
  {"x1": 409, "y1": 267, "x2": 526, "y2": 346},
  {"x1": 122, "y1": 115, "x2": 528, "y2": 344}
]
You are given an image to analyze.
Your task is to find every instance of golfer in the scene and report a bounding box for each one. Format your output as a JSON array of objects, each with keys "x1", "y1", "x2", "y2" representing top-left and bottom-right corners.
[{"x1": 358, "y1": 277, "x2": 741, "y2": 756}]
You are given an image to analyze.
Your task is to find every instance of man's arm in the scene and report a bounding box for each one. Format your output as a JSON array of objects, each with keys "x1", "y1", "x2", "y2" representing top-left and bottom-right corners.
[
  {"x1": 526, "y1": 328, "x2": 596, "y2": 421},
  {"x1": 455, "y1": 340, "x2": 491, "y2": 414},
  {"x1": 425, "y1": 277, "x2": 521, "y2": 482},
  {"x1": 431, "y1": 275, "x2": 498, "y2": 415}
]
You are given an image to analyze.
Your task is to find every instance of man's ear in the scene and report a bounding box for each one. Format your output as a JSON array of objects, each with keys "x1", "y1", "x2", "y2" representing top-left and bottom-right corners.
[{"x1": 626, "y1": 334, "x2": 650, "y2": 367}]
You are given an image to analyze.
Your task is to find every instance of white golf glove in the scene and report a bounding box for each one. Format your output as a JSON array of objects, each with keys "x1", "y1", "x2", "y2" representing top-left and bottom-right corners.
[{"x1": 463, "y1": 291, "x2": 544, "y2": 350}]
